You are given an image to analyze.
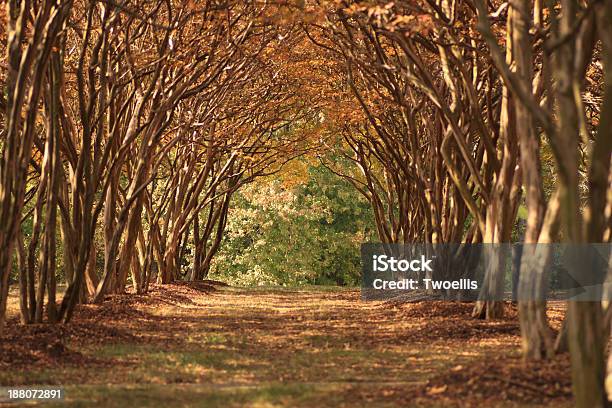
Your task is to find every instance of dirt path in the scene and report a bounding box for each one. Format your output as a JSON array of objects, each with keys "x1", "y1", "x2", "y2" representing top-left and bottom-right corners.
[{"x1": 0, "y1": 283, "x2": 572, "y2": 407}]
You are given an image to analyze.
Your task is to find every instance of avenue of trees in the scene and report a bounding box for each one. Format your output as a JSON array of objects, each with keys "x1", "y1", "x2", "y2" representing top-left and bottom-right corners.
[{"x1": 0, "y1": 0, "x2": 611, "y2": 406}]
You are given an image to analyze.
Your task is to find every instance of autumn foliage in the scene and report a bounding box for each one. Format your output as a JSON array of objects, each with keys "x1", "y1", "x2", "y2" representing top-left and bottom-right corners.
[{"x1": 0, "y1": 0, "x2": 611, "y2": 406}]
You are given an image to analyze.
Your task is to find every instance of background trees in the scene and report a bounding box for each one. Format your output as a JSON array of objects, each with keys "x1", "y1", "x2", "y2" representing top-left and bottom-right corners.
[{"x1": 212, "y1": 162, "x2": 375, "y2": 286}]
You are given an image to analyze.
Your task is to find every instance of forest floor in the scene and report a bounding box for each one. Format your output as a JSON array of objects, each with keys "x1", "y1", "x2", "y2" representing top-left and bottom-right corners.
[{"x1": 0, "y1": 283, "x2": 572, "y2": 407}]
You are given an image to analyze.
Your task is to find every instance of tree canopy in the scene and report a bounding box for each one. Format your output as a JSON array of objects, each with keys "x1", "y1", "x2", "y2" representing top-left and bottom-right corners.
[{"x1": 0, "y1": 0, "x2": 611, "y2": 406}]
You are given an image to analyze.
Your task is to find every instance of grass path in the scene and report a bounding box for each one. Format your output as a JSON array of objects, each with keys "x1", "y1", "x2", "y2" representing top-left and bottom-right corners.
[{"x1": 0, "y1": 284, "x2": 571, "y2": 407}]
